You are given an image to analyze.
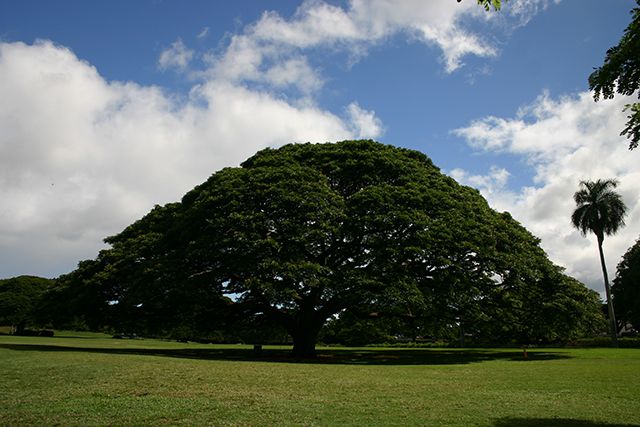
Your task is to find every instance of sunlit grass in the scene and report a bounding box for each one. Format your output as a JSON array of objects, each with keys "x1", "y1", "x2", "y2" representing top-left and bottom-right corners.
[{"x1": 1, "y1": 334, "x2": 639, "y2": 426}]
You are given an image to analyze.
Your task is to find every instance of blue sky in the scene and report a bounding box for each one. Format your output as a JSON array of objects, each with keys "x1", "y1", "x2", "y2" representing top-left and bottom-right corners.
[{"x1": 1, "y1": 0, "x2": 638, "y2": 294}]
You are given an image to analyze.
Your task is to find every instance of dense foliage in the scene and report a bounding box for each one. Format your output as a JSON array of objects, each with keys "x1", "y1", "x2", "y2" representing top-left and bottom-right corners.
[
  {"x1": 0, "y1": 276, "x2": 54, "y2": 334},
  {"x1": 613, "y1": 237, "x2": 640, "y2": 332},
  {"x1": 54, "y1": 141, "x2": 603, "y2": 355}
]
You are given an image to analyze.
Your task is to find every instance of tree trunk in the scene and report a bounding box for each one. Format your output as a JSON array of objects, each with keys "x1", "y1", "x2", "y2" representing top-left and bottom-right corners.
[
  {"x1": 598, "y1": 236, "x2": 618, "y2": 347},
  {"x1": 289, "y1": 306, "x2": 325, "y2": 358},
  {"x1": 13, "y1": 320, "x2": 27, "y2": 335},
  {"x1": 291, "y1": 326, "x2": 321, "y2": 358}
]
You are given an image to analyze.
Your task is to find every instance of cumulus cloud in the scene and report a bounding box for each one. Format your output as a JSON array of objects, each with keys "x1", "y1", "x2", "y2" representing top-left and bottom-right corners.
[
  {"x1": 0, "y1": 0, "x2": 555, "y2": 279},
  {"x1": 158, "y1": 38, "x2": 194, "y2": 71},
  {"x1": 0, "y1": 41, "x2": 374, "y2": 278},
  {"x1": 453, "y1": 91, "x2": 640, "y2": 294},
  {"x1": 201, "y1": 0, "x2": 551, "y2": 93}
]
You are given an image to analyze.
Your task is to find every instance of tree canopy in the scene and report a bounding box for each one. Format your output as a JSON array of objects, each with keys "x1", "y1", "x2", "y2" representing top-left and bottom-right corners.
[
  {"x1": 571, "y1": 179, "x2": 627, "y2": 242},
  {"x1": 57, "y1": 140, "x2": 602, "y2": 355},
  {"x1": 589, "y1": 0, "x2": 640, "y2": 150},
  {"x1": 0, "y1": 276, "x2": 54, "y2": 334}
]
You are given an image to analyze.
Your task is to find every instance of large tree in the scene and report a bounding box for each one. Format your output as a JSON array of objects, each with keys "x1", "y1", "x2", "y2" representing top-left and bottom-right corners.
[
  {"x1": 589, "y1": 0, "x2": 640, "y2": 150},
  {"x1": 571, "y1": 179, "x2": 627, "y2": 346},
  {"x1": 63, "y1": 141, "x2": 600, "y2": 356},
  {"x1": 612, "y1": 237, "x2": 640, "y2": 332}
]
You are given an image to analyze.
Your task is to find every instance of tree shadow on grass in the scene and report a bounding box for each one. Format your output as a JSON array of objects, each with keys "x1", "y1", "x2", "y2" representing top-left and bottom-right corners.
[
  {"x1": 0, "y1": 342, "x2": 572, "y2": 365},
  {"x1": 494, "y1": 418, "x2": 639, "y2": 427}
]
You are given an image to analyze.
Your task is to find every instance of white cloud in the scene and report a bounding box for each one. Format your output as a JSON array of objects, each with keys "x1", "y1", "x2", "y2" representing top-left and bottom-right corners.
[
  {"x1": 0, "y1": 0, "x2": 555, "y2": 279},
  {"x1": 450, "y1": 166, "x2": 511, "y2": 198},
  {"x1": 251, "y1": 3, "x2": 362, "y2": 47},
  {"x1": 507, "y1": 0, "x2": 561, "y2": 27},
  {"x1": 158, "y1": 38, "x2": 194, "y2": 71},
  {"x1": 346, "y1": 102, "x2": 385, "y2": 139},
  {"x1": 203, "y1": 0, "x2": 549, "y2": 93},
  {"x1": 0, "y1": 40, "x2": 369, "y2": 278},
  {"x1": 264, "y1": 56, "x2": 323, "y2": 93},
  {"x1": 454, "y1": 91, "x2": 640, "y2": 294},
  {"x1": 205, "y1": 35, "x2": 265, "y2": 82}
]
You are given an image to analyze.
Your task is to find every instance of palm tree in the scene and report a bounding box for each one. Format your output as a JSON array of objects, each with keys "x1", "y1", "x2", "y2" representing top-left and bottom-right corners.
[{"x1": 571, "y1": 179, "x2": 627, "y2": 347}]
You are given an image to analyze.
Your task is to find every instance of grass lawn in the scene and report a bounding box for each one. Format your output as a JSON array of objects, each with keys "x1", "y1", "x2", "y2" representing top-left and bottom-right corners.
[{"x1": 1, "y1": 333, "x2": 639, "y2": 426}]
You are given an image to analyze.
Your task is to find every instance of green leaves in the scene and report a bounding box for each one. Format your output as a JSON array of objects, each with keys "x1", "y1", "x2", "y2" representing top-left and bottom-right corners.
[
  {"x1": 571, "y1": 179, "x2": 627, "y2": 239},
  {"x1": 0, "y1": 276, "x2": 54, "y2": 333},
  {"x1": 476, "y1": 0, "x2": 503, "y2": 12},
  {"x1": 572, "y1": 178, "x2": 627, "y2": 345},
  {"x1": 622, "y1": 103, "x2": 640, "y2": 149},
  {"x1": 613, "y1": 237, "x2": 640, "y2": 331},
  {"x1": 56, "y1": 140, "x2": 601, "y2": 349},
  {"x1": 589, "y1": 1, "x2": 640, "y2": 150}
]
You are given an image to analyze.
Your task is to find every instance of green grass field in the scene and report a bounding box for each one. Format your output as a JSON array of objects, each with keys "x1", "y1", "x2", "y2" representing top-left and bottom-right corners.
[{"x1": 1, "y1": 332, "x2": 639, "y2": 426}]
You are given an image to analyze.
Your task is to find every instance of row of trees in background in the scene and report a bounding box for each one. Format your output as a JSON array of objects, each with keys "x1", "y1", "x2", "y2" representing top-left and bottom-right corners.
[
  {"x1": 1, "y1": 141, "x2": 611, "y2": 356},
  {"x1": 0, "y1": 276, "x2": 54, "y2": 335}
]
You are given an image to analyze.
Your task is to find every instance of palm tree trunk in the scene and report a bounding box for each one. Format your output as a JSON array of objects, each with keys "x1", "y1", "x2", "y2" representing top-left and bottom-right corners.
[{"x1": 597, "y1": 236, "x2": 618, "y2": 347}]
